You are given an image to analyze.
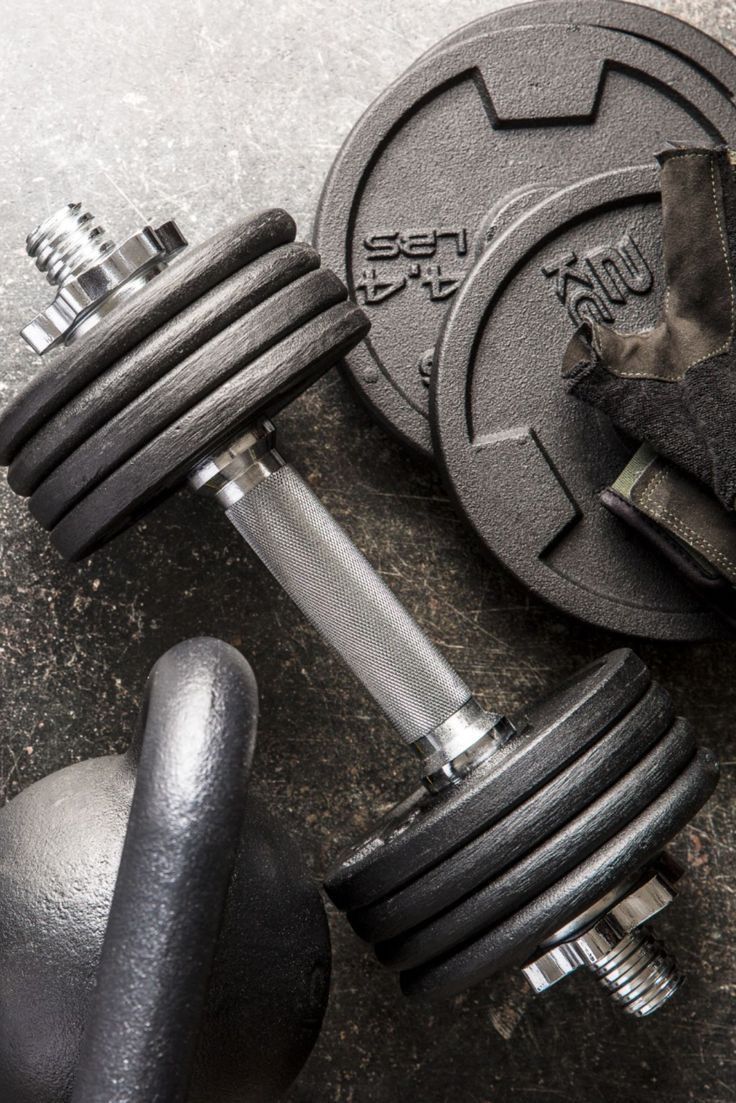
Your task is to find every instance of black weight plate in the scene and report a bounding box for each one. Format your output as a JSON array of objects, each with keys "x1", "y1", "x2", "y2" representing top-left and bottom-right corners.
[
  {"x1": 432, "y1": 164, "x2": 727, "y2": 642},
  {"x1": 471, "y1": 185, "x2": 555, "y2": 262},
  {"x1": 349, "y1": 681, "x2": 673, "y2": 943},
  {"x1": 49, "y1": 300, "x2": 369, "y2": 561},
  {"x1": 30, "y1": 269, "x2": 346, "y2": 530},
  {"x1": 416, "y1": 1, "x2": 736, "y2": 99},
  {"x1": 10, "y1": 241, "x2": 321, "y2": 497},
  {"x1": 325, "y1": 648, "x2": 650, "y2": 911},
  {"x1": 0, "y1": 209, "x2": 296, "y2": 466},
  {"x1": 315, "y1": 22, "x2": 736, "y2": 456},
  {"x1": 376, "y1": 717, "x2": 694, "y2": 971},
  {"x1": 401, "y1": 746, "x2": 718, "y2": 1000},
  {"x1": 413, "y1": 186, "x2": 557, "y2": 390}
]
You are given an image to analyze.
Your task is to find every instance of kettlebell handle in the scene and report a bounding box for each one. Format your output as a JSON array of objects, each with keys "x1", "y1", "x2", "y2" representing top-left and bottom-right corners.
[{"x1": 71, "y1": 637, "x2": 258, "y2": 1103}]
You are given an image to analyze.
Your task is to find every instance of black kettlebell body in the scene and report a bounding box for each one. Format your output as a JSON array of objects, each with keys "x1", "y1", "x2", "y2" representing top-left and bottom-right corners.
[{"x1": 0, "y1": 639, "x2": 331, "y2": 1103}]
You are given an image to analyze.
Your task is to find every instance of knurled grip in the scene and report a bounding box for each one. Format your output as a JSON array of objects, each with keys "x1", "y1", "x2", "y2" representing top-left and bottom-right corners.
[{"x1": 225, "y1": 463, "x2": 473, "y2": 746}]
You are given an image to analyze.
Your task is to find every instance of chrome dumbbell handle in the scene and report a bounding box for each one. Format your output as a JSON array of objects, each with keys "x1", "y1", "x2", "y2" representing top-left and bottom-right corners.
[{"x1": 191, "y1": 422, "x2": 503, "y2": 787}]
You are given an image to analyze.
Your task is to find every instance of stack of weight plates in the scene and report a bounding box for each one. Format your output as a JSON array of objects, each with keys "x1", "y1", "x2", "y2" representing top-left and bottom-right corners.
[
  {"x1": 325, "y1": 648, "x2": 718, "y2": 998},
  {"x1": 0, "y1": 210, "x2": 367, "y2": 560},
  {"x1": 315, "y1": 0, "x2": 736, "y2": 640}
]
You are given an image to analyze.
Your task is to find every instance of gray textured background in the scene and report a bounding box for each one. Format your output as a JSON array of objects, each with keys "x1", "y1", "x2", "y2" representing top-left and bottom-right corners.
[{"x1": 1, "y1": 2, "x2": 736, "y2": 1101}]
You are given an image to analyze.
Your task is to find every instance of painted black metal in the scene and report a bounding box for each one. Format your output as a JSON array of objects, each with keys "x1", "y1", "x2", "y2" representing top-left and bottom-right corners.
[
  {"x1": 327, "y1": 640, "x2": 718, "y2": 1002},
  {"x1": 315, "y1": 16, "x2": 736, "y2": 457},
  {"x1": 10, "y1": 240, "x2": 321, "y2": 498},
  {"x1": 415, "y1": 0, "x2": 736, "y2": 98},
  {"x1": 0, "y1": 210, "x2": 298, "y2": 466},
  {"x1": 432, "y1": 165, "x2": 727, "y2": 640},
  {"x1": 49, "y1": 299, "x2": 368, "y2": 560},
  {"x1": 0, "y1": 210, "x2": 369, "y2": 560},
  {"x1": 400, "y1": 747, "x2": 718, "y2": 1000},
  {"x1": 29, "y1": 268, "x2": 347, "y2": 527},
  {"x1": 325, "y1": 649, "x2": 650, "y2": 911},
  {"x1": 0, "y1": 638, "x2": 331, "y2": 1103},
  {"x1": 348, "y1": 682, "x2": 674, "y2": 943},
  {"x1": 471, "y1": 185, "x2": 555, "y2": 262},
  {"x1": 376, "y1": 718, "x2": 696, "y2": 973}
]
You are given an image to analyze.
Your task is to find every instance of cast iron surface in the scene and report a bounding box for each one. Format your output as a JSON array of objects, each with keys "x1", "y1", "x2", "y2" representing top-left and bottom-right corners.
[
  {"x1": 1, "y1": 3, "x2": 735, "y2": 1102},
  {"x1": 347, "y1": 681, "x2": 677, "y2": 941},
  {"x1": 433, "y1": 165, "x2": 727, "y2": 640},
  {"x1": 0, "y1": 212, "x2": 369, "y2": 560},
  {"x1": 49, "y1": 298, "x2": 368, "y2": 560},
  {"x1": 11, "y1": 240, "x2": 322, "y2": 501},
  {"x1": 0, "y1": 211, "x2": 299, "y2": 466},
  {"x1": 326, "y1": 647, "x2": 717, "y2": 998},
  {"x1": 415, "y1": 0, "x2": 736, "y2": 91},
  {"x1": 383, "y1": 725, "x2": 710, "y2": 977},
  {"x1": 400, "y1": 743, "x2": 716, "y2": 998},
  {"x1": 315, "y1": 11, "x2": 736, "y2": 457},
  {"x1": 28, "y1": 268, "x2": 350, "y2": 525},
  {"x1": 326, "y1": 649, "x2": 651, "y2": 909},
  {"x1": 0, "y1": 638, "x2": 331, "y2": 1103}
]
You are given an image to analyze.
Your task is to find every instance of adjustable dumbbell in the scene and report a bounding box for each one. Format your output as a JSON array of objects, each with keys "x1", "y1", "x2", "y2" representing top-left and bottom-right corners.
[
  {"x1": 0, "y1": 202, "x2": 718, "y2": 1018},
  {"x1": 0, "y1": 638, "x2": 331, "y2": 1103}
]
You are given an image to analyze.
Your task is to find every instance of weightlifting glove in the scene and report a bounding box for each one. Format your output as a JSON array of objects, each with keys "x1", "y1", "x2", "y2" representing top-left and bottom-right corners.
[{"x1": 562, "y1": 147, "x2": 736, "y2": 627}]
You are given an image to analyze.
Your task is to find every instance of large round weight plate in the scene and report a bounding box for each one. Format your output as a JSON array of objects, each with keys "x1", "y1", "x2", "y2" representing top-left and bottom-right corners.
[
  {"x1": 416, "y1": 1, "x2": 736, "y2": 98},
  {"x1": 315, "y1": 22, "x2": 736, "y2": 455},
  {"x1": 30, "y1": 269, "x2": 346, "y2": 529},
  {"x1": 325, "y1": 648, "x2": 650, "y2": 911},
  {"x1": 432, "y1": 165, "x2": 726, "y2": 640}
]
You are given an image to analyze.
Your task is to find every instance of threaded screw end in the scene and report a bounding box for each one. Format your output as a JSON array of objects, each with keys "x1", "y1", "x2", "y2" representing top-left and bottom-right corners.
[
  {"x1": 590, "y1": 929, "x2": 682, "y2": 1017},
  {"x1": 26, "y1": 203, "x2": 116, "y2": 287}
]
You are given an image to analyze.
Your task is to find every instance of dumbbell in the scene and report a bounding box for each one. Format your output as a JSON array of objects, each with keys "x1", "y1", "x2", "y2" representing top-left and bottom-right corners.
[
  {"x1": 0, "y1": 202, "x2": 718, "y2": 1018},
  {"x1": 0, "y1": 638, "x2": 331, "y2": 1103}
]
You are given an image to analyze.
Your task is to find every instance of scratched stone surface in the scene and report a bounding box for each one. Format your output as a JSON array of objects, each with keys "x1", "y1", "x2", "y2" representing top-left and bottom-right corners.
[{"x1": 1, "y1": 1, "x2": 735, "y2": 1101}]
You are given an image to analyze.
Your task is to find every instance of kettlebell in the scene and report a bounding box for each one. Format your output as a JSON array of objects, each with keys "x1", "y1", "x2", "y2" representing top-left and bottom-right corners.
[{"x1": 0, "y1": 637, "x2": 331, "y2": 1103}]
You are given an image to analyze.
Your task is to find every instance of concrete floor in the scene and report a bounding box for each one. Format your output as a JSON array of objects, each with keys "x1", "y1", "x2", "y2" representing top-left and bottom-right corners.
[{"x1": 1, "y1": 1, "x2": 736, "y2": 1101}]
